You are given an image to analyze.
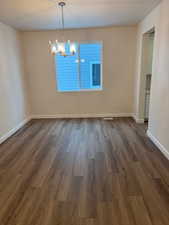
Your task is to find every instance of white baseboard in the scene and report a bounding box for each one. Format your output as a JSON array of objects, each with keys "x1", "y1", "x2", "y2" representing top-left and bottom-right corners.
[
  {"x1": 132, "y1": 114, "x2": 145, "y2": 124},
  {"x1": 31, "y1": 113, "x2": 133, "y2": 119},
  {"x1": 0, "y1": 117, "x2": 31, "y2": 145},
  {"x1": 147, "y1": 130, "x2": 169, "y2": 160}
]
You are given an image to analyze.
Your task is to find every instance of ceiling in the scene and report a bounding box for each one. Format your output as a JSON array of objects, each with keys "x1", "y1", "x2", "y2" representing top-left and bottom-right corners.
[{"x1": 0, "y1": 0, "x2": 161, "y2": 31}]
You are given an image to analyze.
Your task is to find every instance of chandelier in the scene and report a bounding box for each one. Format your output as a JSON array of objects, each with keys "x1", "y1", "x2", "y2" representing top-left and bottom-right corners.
[{"x1": 49, "y1": 1, "x2": 76, "y2": 57}]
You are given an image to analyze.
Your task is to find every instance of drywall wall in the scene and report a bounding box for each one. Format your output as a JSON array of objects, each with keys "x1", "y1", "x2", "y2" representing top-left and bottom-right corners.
[
  {"x1": 135, "y1": 0, "x2": 169, "y2": 155},
  {"x1": 22, "y1": 26, "x2": 137, "y2": 117},
  {"x1": 0, "y1": 22, "x2": 29, "y2": 143}
]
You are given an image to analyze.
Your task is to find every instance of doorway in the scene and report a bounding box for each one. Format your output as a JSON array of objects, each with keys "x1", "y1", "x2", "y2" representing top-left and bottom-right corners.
[{"x1": 139, "y1": 28, "x2": 155, "y2": 124}]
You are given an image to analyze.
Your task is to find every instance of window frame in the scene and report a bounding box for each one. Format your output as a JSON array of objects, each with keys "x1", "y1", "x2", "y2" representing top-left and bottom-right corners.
[{"x1": 55, "y1": 41, "x2": 103, "y2": 93}]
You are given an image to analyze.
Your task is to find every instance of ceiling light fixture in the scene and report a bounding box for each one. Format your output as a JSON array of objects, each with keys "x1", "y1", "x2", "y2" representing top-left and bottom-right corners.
[{"x1": 49, "y1": 1, "x2": 76, "y2": 57}]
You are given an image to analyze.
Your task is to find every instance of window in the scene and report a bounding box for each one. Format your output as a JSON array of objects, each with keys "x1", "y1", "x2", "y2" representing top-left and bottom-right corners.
[{"x1": 55, "y1": 42, "x2": 102, "y2": 92}]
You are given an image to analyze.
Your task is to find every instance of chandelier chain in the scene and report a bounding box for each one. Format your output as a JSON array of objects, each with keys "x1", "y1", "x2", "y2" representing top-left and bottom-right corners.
[{"x1": 61, "y1": 4, "x2": 65, "y2": 31}]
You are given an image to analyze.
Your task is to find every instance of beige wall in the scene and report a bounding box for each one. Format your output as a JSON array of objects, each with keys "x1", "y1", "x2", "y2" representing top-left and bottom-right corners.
[
  {"x1": 0, "y1": 22, "x2": 29, "y2": 142},
  {"x1": 135, "y1": 0, "x2": 169, "y2": 155},
  {"x1": 22, "y1": 26, "x2": 137, "y2": 117}
]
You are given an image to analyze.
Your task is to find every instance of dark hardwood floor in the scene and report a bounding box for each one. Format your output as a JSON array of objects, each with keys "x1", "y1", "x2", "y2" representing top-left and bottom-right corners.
[{"x1": 0, "y1": 118, "x2": 169, "y2": 225}]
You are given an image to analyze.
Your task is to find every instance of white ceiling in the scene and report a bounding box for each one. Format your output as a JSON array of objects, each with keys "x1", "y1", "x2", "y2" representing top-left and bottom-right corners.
[{"x1": 0, "y1": 0, "x2": 161, "y2": 31}]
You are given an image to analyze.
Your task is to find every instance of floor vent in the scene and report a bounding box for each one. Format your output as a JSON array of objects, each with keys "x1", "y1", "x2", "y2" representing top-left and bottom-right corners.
[{"x1": 103, "y1": 117, "x2": 114, "y2": 120}]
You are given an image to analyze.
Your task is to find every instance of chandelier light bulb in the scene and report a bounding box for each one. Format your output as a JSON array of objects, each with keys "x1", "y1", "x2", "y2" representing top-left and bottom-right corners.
[
  {"x1": 51, "y1": 45, "x2": 57, "y2": 55},
  {"x1": 70, "y1": 43, "x2": 76, "y2": 55},
  {"x1": 58, "y1": 43, "x2": 65, "y2": 54}
]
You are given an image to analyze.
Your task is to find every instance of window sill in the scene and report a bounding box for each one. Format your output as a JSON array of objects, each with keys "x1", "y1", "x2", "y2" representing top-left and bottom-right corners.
[{"x1": 57, "y1": 88, "x2": 103, "y2": 93}]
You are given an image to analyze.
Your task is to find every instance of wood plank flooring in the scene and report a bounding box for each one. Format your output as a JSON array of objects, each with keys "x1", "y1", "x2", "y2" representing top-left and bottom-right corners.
[{"x1": 0, "y1": 118, "x2": 169, "y2": 225}]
